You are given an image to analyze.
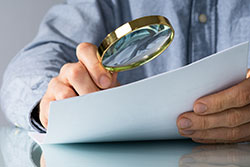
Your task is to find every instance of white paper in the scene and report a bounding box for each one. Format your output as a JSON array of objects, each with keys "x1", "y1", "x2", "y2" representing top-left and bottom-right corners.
[{"x1": 29, "y1": 42, "x2": 249, "y2": 144}]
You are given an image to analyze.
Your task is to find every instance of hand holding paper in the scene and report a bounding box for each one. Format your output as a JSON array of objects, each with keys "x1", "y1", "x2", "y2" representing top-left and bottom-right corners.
[
  {"x1": 178, "y1": 68, "x2": 250, "y2": 143},
  {"x1": 30, "y1": 42, "x2": 249, "y2": 144},
  {"x1": 39, "y1": 43, "x2": 119, "y2": 129}
]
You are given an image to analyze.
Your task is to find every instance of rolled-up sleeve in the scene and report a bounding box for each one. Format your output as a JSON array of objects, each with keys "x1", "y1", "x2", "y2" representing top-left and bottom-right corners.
[{"x1": 0, "y1": 0, "x2": 116, "y2": 131}]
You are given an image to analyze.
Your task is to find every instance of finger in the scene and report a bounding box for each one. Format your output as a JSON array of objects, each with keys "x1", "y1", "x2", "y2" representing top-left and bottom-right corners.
[
  {"x1": 51, "y1": 80, "x2": 77, "y2": 100},
  {"x1": 40, "y1": 77, "x2": 76, "y2": 129},
  {"x1": 193, "y1": 78, "x2": 250, "y2": 115},
  {"x1": 76, "y1": 43, "x2": 112, "y2": 89},
  {"x1": 177, "y1": 105, "x2": 250, "y2": 130},
  {"x1": 60, "y1": 62, "x2": 100, "y2": 95},
  {"x1": 247, "y1": 69, "x2": 250, "y2": 78},
  {"x1": 39, "y1": 97, "x2": 50, "y2": 129},
  {"x1": 179, "y1": 122, "x2": 250, "y2": 141}
]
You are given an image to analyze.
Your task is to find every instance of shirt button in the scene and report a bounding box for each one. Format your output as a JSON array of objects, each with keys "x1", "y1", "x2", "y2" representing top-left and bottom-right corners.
[{"x1": 199, "y1": 14, "x2": 207, "y2": 23}]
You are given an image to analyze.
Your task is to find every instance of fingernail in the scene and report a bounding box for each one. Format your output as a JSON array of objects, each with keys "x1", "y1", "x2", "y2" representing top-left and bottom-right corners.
[
  {"x1": 194, "y1": 103, "x2": 207, "y2": 113},
  {"x1": 178, "y1": 118, "x2": 192, "y2": 129},
  {"x1": 99, "y1": 75, "x2": 111, "y2": 88},
  {"x1": 181, "y1": 130, "x2": 194, "y2": 135}
]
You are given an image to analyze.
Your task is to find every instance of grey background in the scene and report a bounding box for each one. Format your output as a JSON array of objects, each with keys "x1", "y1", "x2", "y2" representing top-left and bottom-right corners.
[{"x1": 0, "y1": 0, "x2": 64, "y2": 126}]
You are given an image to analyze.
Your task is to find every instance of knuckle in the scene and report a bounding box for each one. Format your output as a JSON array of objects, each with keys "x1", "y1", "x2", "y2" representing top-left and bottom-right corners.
[
  {"x1": 48, "y1": 77, "x2": 58, "y2": 88},
  {"x1": 60, "y1": 63, "x2": 73, "y2": 74},
  {"x1": 226, "y1": 109, "x2": 242, "y2": 127},
  {"x1": 68, "y1": 64, "x2": 86, "y2": 80},
  {"x1": 213, "y1": 97, "x2": 226, "y2": 111},
  {"x1": 237, "y1": 88, "x2": 250, "y2": 106},
  {"x1": 200, "y1": 116, "x2": 209, "y2": 129},
  {"x1": 228, "y1": 128, "x2": 241, "y2": 140}
]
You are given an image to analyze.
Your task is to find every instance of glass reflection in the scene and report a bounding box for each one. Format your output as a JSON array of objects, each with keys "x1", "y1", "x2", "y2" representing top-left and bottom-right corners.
[
  {"x1": 0, "y1": 127, "x2": 41, "y2": 167},
  {"x1": 1, "y1": 127, "x2": 250, "y2": 167},
  {"x1": 179, "y1": 144, "x2": 250, "y2": 167},
  {"x1": 40, "y1": 140, "x2": 196, "y2": 167}
]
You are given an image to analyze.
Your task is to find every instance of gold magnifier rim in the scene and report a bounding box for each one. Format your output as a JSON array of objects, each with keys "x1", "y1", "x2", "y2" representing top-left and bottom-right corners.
[{"x1": 98, "y1": 15, "x2": 175, "y2": 72}]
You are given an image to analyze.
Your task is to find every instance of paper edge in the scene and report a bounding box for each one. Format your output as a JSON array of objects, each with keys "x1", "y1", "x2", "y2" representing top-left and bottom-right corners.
[{"x1": 50, "y1": 41, "x2": 249, "y2": 106}]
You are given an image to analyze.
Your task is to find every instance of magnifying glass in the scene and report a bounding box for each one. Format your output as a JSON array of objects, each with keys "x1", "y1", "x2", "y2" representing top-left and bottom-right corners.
[{"x1": 98, "y1": 15, "x2": 174, "y2": 72}]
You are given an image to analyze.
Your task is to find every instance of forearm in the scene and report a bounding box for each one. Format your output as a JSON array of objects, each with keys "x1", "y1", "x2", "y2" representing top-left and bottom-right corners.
[
  {"x1": 0, "y1": 43, "x2": 76, "y2": 130},
  {"x1": 0, "y1": 0, "x2": 116, "y2": 131}
]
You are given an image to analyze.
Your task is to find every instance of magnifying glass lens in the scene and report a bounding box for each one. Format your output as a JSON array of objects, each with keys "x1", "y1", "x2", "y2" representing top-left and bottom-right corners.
[
  {"x1": 103, "y1": 24, "x2": 171, "y2": 66},
  {"x1": 98, "y1": 16, "x2": 174, "y2": 72}
]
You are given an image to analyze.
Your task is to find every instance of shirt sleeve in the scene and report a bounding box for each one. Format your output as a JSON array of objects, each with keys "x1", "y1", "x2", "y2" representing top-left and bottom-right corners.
[{"x1": 0, "y1": 0, "x2": 117, "y2": 131}]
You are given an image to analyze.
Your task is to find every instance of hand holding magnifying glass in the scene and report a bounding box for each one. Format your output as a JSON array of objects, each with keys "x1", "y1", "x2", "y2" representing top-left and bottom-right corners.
[{"x1": 39, "y1": 15, "x2": 174, "y2": 129}]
